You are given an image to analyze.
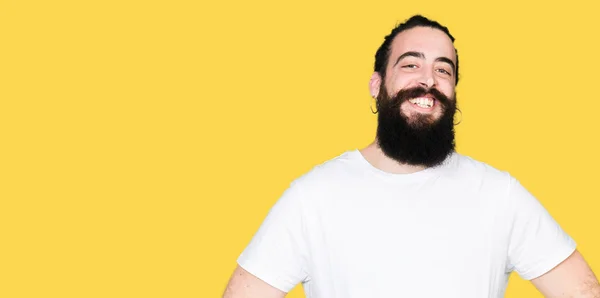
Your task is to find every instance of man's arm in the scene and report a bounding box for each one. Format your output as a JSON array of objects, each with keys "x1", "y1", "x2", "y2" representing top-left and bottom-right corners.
[
  {"x1": 531, "y1": 250, "x2": 600, "y2": 297},
  {"x1": 222, "y1": 265, "x2": 286, "y2": 298}
]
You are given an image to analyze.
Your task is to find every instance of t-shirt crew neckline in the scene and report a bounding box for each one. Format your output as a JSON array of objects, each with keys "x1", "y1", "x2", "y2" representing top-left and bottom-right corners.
[{"x1": 348, "y1": 149, "x2": 456, "y2": 183}]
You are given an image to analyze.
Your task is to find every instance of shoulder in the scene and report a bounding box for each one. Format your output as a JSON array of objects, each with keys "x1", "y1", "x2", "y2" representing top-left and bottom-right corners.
[
  {"x1": 450, "y1": 152, "x2": 513, "y2": 180},
  {"x1": 294, "y1": 149, "x2": 363, "y2": 181},
  {"x1": 445, "y1": 152, "x2": 520, "y2": 195},
  {"x1": 287, "y1": 150, "x2": 365, "y2": 194}
]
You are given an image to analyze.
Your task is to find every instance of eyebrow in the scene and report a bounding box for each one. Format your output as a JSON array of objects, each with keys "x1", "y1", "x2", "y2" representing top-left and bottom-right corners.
[{"x1": 393, "y1": 51, "x2": 456, "y2": 73}]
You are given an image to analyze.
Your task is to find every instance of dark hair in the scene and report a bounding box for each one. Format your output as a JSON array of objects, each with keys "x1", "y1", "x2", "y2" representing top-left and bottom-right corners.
[{"x1": 374, "y1": 15, "x2": 459, "y2": 85}]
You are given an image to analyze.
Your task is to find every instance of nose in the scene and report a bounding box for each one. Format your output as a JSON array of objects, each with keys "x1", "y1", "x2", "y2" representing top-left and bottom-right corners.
[
  {"x1": 417, "y1": 69, "x2": 436, "y2": 88},
  {"x1": 420, "y1": 78, "x2": 435, "y2": 88}
]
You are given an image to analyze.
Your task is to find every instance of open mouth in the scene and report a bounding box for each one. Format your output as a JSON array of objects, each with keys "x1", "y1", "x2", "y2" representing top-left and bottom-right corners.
[{"x1": 408, "y1": 97, "x2": 435, "y2": 109}]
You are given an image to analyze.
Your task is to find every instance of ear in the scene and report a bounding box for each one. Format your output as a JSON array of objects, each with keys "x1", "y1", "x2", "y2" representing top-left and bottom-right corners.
[{"x1": 369, "y1": 72, "x2": 382, "y2": 98}]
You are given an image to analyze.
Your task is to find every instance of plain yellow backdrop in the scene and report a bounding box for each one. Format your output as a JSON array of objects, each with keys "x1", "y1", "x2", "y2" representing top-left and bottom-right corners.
[{"x1": 1, "y1": 0, "x2": 599, "y2": 297}]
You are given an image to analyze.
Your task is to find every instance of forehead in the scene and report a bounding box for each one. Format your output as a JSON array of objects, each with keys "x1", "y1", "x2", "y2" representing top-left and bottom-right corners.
[{"x1": 388, "y1": 26, "x2": 456, "y2": 65}]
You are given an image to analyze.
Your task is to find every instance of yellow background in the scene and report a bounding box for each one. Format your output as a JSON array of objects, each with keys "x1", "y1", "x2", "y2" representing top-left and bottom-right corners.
[{"x1": 1, "y1": 0, "x2": 598, "y2": 297}]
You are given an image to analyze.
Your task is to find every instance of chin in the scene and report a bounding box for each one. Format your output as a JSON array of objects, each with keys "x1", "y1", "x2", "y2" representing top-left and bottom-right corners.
[{"x1": 403, "y1": 111, "x2": 442, "y2": 125}]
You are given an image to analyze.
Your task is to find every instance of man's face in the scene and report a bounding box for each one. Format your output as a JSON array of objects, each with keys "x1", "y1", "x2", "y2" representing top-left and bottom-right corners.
[
  {"x1": 370, "y1": 26, "x2": 458, "y2": 168},
  {"x1": 371, "y1": 26, "x2": 457, "y2": 124}
]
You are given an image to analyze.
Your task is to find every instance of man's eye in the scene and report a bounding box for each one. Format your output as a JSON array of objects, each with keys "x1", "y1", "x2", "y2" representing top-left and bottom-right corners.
[
  {"x1": 437, "y1": 68, "x2": 451, "y2": 75},
  {"x1": 403, "y1": 64, "x2": 417, "y2": 68}
]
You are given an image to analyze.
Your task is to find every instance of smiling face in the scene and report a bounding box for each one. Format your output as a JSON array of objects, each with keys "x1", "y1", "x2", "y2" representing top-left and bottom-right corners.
[
  {"x1": 370, "y1": 25, "x2": 459, "y2": 168},
  {"x1": 371, "y1": 26, "x2": 457, "y2": 124}
]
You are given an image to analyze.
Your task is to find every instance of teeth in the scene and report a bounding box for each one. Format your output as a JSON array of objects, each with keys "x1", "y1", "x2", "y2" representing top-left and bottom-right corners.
[{"x1": 409, "y1": 97, "x2": 434, "y2": 108}]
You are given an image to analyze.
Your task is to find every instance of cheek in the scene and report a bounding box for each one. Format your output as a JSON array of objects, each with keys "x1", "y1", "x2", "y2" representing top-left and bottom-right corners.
[
  {"x1": 438, "y1": 83, "x2": 455, "y2": 100},
  {"x1": 386, "y1": 75, "x2": 414, "y2": 94}
]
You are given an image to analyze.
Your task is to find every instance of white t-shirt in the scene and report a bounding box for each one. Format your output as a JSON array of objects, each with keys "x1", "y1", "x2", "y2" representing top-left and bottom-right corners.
[{"x1": 237, "y1": 150, "x2": 576, "y2": 297}]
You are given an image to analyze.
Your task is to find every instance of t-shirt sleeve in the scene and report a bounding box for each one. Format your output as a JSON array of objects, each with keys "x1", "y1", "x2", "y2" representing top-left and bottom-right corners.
[
  {"x1": 236, "y1": 181, "x2": 310, "y2": 292},
  {"x1": 506, "y1": 177, "x2": 577, "y2": 280}
]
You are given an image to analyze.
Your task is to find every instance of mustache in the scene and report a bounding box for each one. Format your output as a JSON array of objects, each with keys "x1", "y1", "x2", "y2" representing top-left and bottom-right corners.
[{"x1": 385, "y1": 86, "x2": 451, "y2": 108}]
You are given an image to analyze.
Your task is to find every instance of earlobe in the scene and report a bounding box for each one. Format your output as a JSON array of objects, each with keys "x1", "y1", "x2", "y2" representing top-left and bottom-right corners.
[{"x1": 369, "y1": 72, "x2": 382, "y2": 98}]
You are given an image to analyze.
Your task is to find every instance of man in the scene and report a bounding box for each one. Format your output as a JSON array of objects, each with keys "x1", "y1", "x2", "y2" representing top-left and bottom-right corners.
[{"x1": 223, "y1": 15, "x2": 600, "y2": 297}]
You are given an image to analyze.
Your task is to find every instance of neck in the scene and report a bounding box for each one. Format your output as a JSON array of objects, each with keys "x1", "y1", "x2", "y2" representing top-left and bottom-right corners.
[{"x1": 359, "y1": 140, "x2": 429, "y2": 174}]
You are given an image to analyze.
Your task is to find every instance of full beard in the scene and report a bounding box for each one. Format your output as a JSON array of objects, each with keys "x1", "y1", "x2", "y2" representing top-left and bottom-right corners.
[{"x1": 375, "y1": 83, "x2": 457, "y2": 168}]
